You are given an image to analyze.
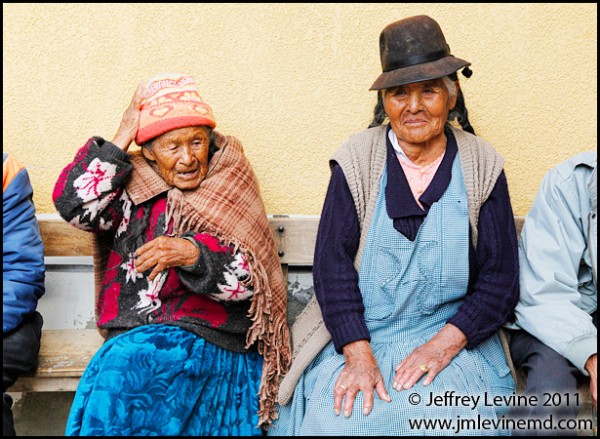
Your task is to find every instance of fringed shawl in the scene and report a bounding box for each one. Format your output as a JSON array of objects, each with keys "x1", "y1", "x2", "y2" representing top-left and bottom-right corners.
[{"x1": 92, "y1": 131, "x2": 291, "y2": 428}]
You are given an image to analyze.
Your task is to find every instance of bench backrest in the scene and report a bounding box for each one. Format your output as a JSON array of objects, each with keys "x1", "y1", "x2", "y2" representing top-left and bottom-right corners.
[
  {"x1": 39, "y1": 215, "x2": 525, "y2": 262},
  {"x1": 19, "y1": 216, "x2": 595, "y2": 406}
]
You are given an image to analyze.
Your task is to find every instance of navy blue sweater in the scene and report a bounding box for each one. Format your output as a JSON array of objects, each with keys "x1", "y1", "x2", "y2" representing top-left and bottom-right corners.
[{"x1": 313, "y1": 127, "x2": 519, "y2": 353}]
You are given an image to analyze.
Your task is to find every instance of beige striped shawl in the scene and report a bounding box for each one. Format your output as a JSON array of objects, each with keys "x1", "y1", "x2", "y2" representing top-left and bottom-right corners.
[{"x1": 93, "y1": 131, "x2": 291, "y2": 428}]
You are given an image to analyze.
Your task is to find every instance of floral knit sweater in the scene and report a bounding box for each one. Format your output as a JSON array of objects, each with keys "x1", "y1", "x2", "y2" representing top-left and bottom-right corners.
[{"x1": 53, "y1": 137, "x2": 255, "y2": 352}]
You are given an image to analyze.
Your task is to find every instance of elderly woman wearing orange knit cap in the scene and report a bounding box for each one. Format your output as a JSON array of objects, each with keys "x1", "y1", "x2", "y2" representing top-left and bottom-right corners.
[{"x1": 53, "y1": 74, "x2": 291, "y2": 436}]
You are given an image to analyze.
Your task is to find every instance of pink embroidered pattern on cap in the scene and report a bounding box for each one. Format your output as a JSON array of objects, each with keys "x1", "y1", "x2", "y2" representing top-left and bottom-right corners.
[{"x1": 135, "y1": 73, "x2": 216, "y2": 145}]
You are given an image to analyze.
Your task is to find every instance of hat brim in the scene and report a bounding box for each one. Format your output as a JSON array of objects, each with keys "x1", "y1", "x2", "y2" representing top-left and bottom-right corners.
[{"x1": 369, "y1": 56, "x2": 470, "y2": 91}]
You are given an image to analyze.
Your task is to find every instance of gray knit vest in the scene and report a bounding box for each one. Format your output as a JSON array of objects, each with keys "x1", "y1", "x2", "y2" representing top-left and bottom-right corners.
[{"x1": 278, "y1": 125, "x2": 505, "y2": 404}]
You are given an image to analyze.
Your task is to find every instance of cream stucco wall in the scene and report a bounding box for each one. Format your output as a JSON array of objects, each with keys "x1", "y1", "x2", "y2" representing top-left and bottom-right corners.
[{"x1": 3, "y1": 3, "x2": 597, "y2": 216}]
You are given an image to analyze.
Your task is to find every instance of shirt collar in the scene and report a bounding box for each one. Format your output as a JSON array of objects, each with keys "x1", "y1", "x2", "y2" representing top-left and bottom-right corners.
[
  {"x1": 385, "y1": 124, "x2": 458, "y2": 219},
  {"x1": 388, "y1": 127, "x2": 412, "y2": 163}
]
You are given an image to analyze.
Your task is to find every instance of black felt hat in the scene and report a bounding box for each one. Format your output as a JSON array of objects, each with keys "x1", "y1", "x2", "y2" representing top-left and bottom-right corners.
[{"x1": 370, "y1": 15, "x2": 471, "y2": 90}]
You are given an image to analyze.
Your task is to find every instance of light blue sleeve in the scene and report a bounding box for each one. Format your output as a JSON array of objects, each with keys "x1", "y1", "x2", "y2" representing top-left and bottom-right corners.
[{"x1": 515, "y1": 161, "x2": 596, "y2": 374}]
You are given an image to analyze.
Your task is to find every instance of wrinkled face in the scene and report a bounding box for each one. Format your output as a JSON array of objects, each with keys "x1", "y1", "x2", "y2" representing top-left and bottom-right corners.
[
  {"x1": 143, "y1": 126, "x2": 210, "y2": 191},
  {"x1": 383, "y1": 78, "x2": 457, "y2": 146}
]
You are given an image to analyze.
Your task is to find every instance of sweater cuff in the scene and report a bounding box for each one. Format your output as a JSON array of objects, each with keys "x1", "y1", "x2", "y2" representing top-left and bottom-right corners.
[
  {"x1": 330, "y1": 318, "x2": 371, "y2": 354},
  {"x1": 177, "y1": 236, "x2": 204, "y2": 272},
  {"x1": 563, "y1": 333, "x2": 597, "y2": 375},
  {"x1": 447, "y1": 313, "x2": 478, "y2": 349},
  {"x1": 92, "y1": 137, "x2": 132, "y2": 162}
]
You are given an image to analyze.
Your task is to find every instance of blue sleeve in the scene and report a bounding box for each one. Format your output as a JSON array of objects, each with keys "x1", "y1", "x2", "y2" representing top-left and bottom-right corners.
[
  {"x1": 313, "y1": 164, "x2": 371, "y2": 353},
  {"x1": 3, "y1": 164, "x2": 46, "y2": 333},
  {"x1": 447, "y1": 171, "x2": 520, "y2": 348}
]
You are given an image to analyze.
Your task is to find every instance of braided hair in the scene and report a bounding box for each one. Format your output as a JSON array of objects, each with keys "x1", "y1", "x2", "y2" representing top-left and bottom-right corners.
[
  {"x1": 447, "y1": 69, "x2": 475, "y2": 135},
  {"x1": 368, "y1": 67, "x2": 475, "y2": 135},
  {"x1": 368, "y1": 91, "x2": 387, "y2": 128}
]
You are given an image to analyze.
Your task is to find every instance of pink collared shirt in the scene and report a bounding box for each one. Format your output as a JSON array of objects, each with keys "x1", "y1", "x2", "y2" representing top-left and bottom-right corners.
[{"x1": 388, "y1": 130, "x2": 445, "y2": 209}]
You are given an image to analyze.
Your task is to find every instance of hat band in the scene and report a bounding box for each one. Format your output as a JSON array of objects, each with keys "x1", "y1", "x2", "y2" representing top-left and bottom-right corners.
[{"x1": 383, "y1": 48, "x2": 449, "y2": 72}]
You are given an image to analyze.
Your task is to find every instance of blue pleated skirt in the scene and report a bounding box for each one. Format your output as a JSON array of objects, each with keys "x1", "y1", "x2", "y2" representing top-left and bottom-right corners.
[{"x1": 65, "y1": 324, "x2": 263, "y2": 436}]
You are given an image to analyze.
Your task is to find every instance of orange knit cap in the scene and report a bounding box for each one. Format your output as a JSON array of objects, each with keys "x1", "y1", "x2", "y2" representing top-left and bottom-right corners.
[{"x1": 135, "y1": 73, "x2": 217, "y2": 145}]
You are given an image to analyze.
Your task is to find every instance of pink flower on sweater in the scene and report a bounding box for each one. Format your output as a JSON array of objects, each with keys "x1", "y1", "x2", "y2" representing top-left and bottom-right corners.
[
  {"x1": 79, "y1": 191, "x2": 117, "y2": 223},
  {"x1": 213, "y1": 253, "x2": 253, "y2": 301},
  {"x1": 116, "y1": 192, "x2": 133, "y2": 236},
  {"x1": 135, "y1": 272, "x2": 166, "y2": 314},
  {"x1": 121, "y1": 256, "x2": 143, "y2": 284},
  {"x1": 74, "y1": 158, "x2": 117, "y2": 202},
  {"x1": 219, "y1": 276, "x2": 250, "y2": 300}
]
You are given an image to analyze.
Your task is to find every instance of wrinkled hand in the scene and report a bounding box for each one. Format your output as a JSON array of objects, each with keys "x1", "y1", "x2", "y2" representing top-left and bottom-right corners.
[
  {"x1": 111, "y1": 82, "x2": 145, "y2": 151},
  {"x1": 135, "y1": 237, "x2": 199, "y2": 281},
  {"x1": 393, "y1": 324, "x2": 467, "y2": 391},
  {"x1": 334, "y1": 340, "x2": 392, "y2": 418},
  {"x1": 585, "y1": 354, "x2": 597, "y2": 409}
]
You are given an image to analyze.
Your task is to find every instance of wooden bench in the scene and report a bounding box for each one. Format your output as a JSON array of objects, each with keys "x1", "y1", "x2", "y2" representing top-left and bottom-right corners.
[
  {"x1": 10, "y1": 215, "x2": 318, "y2": 392},
  {"x1": 10, "y1": 215, "x2": 590, "y2": 407}
]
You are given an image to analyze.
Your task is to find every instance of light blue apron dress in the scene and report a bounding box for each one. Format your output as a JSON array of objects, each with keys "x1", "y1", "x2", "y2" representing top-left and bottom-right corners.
[{"x1": 269, "y1": 155, "x2": 515, "y2": 436}]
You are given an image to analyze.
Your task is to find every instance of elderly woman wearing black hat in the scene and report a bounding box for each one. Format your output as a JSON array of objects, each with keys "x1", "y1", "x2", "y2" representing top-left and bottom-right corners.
[{"x1": 269, "y1": 15, "x2": 519, "y2": 436}]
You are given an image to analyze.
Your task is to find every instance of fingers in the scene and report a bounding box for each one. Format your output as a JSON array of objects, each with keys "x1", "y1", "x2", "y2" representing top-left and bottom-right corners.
[
  {"x1": 375, "y1": 379, "x2": 392, "y2": 404},
  {"x1": 134, "y1": 240, "x2": 153, "y2": 257},
  {"x1": 393, "y1": 356, "x2": 432, "y2": 391},
  {"x1": 132, "y1": 82, "x2": 145, "y2": 105},
  {"x1": 333, "y1": 382, "x2": 346, "y2": 416},
  {"x1": 135, "y1": 239, "x2": 165, "y2": 278},
  {"x1": 134, "y1": 241, "x2": 154, "y2": 273},
  {"x1": 334, "y1": 373, "x2": 392, "y2": 418},
  {"x1": 333, "y1": 386, "x2": 356, "y2": 418},
  {"x1": 394, "y1": 359, "x2": 446, "y2": 390},
  {"x1": 421, "y1": 365, "x2": 440, "y2": 387},
  {"x1": 343, "y1": 387, "x2": 358, "y2": 418},
  {"x1": 127, "y1": 82, "x2": 145, "y2": 114},
  {"x1": 358, "y1": 386, "x2": 374, "y2": 416},
  {"x1": 134, "y1": 237, "x2": 196, "y2": 280},
  {"x1": 333, "y1": 378, "x2": 357, "y2": 418},
  {"x1": 147, "y1": 264, "x2": 164, "y2": 282},
  {"x1": 404, "y1": 367, "x2": 427, "y2": 390},
  {"x1": 333, "y1": 382, "x2": 391, "y2": 418},
  {"x1": 112, "y1": 82, "x2": 146, "y2": 150},
  {"x1": 134, "y1": 252, "x2": 155, "y2": 277},
  {"x1": 333, "y1": 384, "x2": 357, "y2": 418},
  {"x1": 135, "y1": 251, "x2": 165, "y2": 282}
]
